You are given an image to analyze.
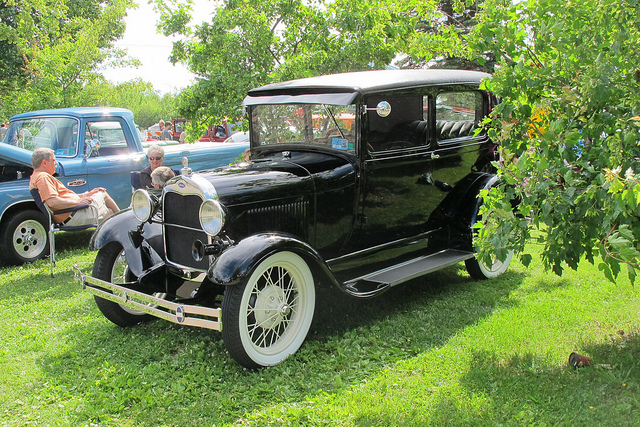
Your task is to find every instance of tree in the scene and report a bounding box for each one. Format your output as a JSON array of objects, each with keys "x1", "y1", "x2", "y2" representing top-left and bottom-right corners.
[
  {"x1": 104, "y1": 79, "x2": 177, "y2": 129},
  {"x1": 399, "y1": 0, "x2": 495, "y2": 72},
  {"x1": 462, "y1": 0, "x2": 640, "y2": 283},
  {"x1": 153, "y1": 0, "x2": 427, "y2": 130},
  {"x1": 0, "y1": 0, "x2": 135, "y2": 119}
]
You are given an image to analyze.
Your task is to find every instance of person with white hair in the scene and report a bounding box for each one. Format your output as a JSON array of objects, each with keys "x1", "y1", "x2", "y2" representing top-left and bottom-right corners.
[
  {"x1": 151, "y1": 166, "x2": 175, "y2": 188},
  {"x1": 140, "y1": 144, "x2": 165, "y2": 189}
]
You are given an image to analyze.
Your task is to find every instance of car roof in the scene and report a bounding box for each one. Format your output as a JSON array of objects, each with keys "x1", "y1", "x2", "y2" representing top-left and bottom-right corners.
[
  {"x1": 10, "y1": 107, "x2": 134, "y2": 121},
  {"x1": 247, "y1": 69, "x2": 491, "y2": 97}
]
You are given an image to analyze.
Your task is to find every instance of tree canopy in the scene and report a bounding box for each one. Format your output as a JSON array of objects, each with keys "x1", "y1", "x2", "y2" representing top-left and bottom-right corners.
[
  {"x1": 154, "y1": 0, "x2": 449, "y2": 129},
  {"x1": 0, "y1": 0, "x2": 135, "y2": 118},
  {"x1": 463, "y1": 0, "x2": 640, "y2": 283}
]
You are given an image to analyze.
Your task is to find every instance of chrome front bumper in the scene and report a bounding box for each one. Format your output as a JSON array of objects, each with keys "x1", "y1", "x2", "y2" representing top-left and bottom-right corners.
[{"x1": 73, "y1": 265, "x2": 222, "y2": 331}]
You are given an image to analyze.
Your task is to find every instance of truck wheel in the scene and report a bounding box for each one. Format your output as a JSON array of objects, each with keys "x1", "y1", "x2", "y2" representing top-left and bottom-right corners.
[
  {"x1": 0, "y1": 210, "x2": 49, "y2": 265},
  {"x1": 92, "y1": 242, "x2": 153, "y2": 326},
  {"x1": 222, "y1": 251, "x2": 315, "y2": 369}
]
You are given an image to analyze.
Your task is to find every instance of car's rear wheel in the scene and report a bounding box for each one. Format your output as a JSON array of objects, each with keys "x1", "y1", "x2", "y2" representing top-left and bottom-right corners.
[
  {"x1": 0, "y1": 210, "x2": 49, "y2": 265},
  {"x1": 222, "y1": 251, "x2": 315, "y2": 369},
  {"x1": 465, "y1": 250, "x2": 513, "y2": 280},
  {"x1": 93, "y1": 242, "x2": 154, "y2": 326},
  {"x1": 465, "y1": 193, "x2": 514, "y2": 280}
]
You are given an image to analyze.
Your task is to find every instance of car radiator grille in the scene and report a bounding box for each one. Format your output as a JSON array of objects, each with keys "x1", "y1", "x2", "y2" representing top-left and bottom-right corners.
[{"x1": 163, "y1": 192, "x2": 209, "y2": 271}]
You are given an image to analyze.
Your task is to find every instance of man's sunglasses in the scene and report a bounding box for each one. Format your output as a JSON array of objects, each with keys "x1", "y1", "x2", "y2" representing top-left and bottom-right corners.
[{"x1": 149, "y1": 157, "x2": 163, "y2": 161}]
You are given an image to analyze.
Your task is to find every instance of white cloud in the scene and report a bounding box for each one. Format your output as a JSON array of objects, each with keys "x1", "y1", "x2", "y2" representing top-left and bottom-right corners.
[{"x1": 102, "y1": 0, "x2": 215, "y2": 94}]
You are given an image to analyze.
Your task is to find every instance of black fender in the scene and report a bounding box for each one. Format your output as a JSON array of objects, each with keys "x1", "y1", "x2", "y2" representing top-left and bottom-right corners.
[
  {"x1": 89, "y1": 208, "x2": 165, "y2": 277},
  {"x1": 207, "y1": 233, "x2": 339, "y2": 288}
]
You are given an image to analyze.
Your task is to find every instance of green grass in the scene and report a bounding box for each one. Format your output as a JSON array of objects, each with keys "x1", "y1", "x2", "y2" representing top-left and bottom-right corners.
[{"x1": 1, "y1": 232, "x2": 639, "y2": 426}]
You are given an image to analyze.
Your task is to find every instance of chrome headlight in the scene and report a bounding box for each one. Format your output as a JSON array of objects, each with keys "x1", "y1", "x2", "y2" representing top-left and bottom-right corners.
[
  {"x1": 131, "y1": 189, "x2": 156, "y2": 222},
  {"x1": 199, "y1": 199, "x2": 225, "y2": 236}
]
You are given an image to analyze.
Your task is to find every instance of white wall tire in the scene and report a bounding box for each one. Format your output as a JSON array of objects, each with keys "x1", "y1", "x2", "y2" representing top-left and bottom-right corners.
[
  {"x1": 465, "y1": 250, "x2": 513, "y2": 280},
  {"x1": 93, "y1": 242, "x2": 153, "y2": 326},
  {"x1": 222, "y1": 251, "x2": 315, "y2": 369}
]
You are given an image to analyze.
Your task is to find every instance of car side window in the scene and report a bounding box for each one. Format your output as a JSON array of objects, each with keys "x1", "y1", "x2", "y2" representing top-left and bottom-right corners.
[
  {"x1": 85, "y1": 121, "x2": 131, "y2": 156},
  {"x1": 435, "y1": 91, "x2": 483, "y2": 143},
  {"x1": 366, "y1": 95, "x2": 428, "y2": 152}
]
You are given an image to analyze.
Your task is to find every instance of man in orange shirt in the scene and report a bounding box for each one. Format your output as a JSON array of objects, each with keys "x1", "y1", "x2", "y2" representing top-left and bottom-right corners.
[{"x1": 29, "y1": 148, "x2": 120, "y2": 226}]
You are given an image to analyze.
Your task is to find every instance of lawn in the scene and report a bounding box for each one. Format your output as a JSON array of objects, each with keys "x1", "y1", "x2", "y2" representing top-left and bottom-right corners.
[{"x1": 1, "y1": 231, "x2": 639, "y2": 426}]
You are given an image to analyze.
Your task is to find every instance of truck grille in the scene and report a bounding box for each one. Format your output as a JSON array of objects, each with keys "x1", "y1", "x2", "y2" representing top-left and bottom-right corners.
[{"x1": 163, "y1": 192, "x2": 209, "y2": 271}]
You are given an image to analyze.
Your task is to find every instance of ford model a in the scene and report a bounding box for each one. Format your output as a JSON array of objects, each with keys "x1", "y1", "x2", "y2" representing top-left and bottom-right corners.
[{"x1": 75, "y1": 69, "x2": 512, "y2": 369}]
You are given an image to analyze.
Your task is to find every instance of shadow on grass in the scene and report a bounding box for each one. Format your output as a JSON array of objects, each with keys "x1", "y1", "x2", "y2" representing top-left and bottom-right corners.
[
  {"x1": 0, "y1": 230, "x2": 95, "y2": 301},
  {"x1": 421, "y1": 333, "x2": 640, "y2": 425},
  {"x1": 37, "y1": 266, "x2": 525, "y2": 425}
]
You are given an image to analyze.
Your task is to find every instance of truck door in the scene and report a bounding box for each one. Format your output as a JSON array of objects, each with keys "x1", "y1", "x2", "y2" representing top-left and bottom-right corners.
[{"x1": 82, "y1": 119, "x2": 146, "y2": 208}]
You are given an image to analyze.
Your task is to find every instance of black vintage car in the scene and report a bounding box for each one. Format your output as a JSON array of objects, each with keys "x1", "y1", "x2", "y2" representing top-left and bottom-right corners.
[{"x1": 75, "y1": 69, "x2": 512, "y2": 369}]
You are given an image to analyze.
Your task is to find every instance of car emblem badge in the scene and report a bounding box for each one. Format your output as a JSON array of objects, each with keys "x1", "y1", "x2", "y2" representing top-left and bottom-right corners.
[
  {"x1": 176, "y1": 305, "x2": 185, "y2": 323},
  {"x1": 178, "y1": 181, "x2": 186, "y2": 188}
]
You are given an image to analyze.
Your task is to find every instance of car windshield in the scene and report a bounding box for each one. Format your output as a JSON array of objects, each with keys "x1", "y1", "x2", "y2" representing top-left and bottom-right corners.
[
  {"x1": 2, "y1": 117, "x2": 79, "y2": 157},
  {"x1": 251, "y1": 103, "x2": 356, "y2": 152}
]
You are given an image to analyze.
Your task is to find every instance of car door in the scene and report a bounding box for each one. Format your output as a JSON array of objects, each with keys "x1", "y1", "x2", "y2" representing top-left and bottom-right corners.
[
  {"x1": 336, "y1": 93, "x2": 448, "y2": 276},
  {"x1": 430, "y1": 90, "x2": 495, "y2": 195}
]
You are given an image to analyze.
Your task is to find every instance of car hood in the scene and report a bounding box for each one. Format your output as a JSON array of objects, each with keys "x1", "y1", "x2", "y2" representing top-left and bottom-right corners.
[
  {"x1": 201, "y1": 160, "x2": 314, "y2": 206},
  {"x1": 196, "y1": 151, "x2": 356, "y2": 206},
  {"x1": 0, "y1": 142, "x2": 34, "y2": 168}
]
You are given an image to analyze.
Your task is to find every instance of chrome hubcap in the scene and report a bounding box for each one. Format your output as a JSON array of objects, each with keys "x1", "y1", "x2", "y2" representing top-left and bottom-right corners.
[
  {"x1": 254, "y1": 285, "x2": 288, "y2": 329},
  {"x1": 12, "y1": 220, "x2": 46, "y2": 258}
]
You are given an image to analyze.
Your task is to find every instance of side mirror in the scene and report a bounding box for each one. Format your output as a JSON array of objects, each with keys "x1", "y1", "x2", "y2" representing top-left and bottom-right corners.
[{"x1": 85, "y1": 139, "x2": 100, "y2": 157}]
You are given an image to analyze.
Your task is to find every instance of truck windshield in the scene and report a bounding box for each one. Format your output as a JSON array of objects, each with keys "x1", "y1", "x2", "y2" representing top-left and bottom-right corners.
[
  {"x1": 3, "y1": 117, "x2": 79, "y2": 157},
  {"x1": 251, "y1": 104, "x2": 356, "y2": 152}
]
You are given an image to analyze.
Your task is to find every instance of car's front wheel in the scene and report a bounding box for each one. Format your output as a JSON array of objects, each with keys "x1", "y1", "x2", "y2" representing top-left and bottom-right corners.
[
  {"x1": 92, "y1": 242, "x2": 154, "y2": 326},
  {"x1": 221, "y1": 251, "x2": 316, "y2": 369},
  {"x1": 0, "y1": 210, "x2": 49, "y2": 265}
]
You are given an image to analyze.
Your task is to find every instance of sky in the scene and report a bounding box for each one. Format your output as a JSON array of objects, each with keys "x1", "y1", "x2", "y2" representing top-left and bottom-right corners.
[{"x1": 101, "y1": 1, "x2": 215, "y2": 94}]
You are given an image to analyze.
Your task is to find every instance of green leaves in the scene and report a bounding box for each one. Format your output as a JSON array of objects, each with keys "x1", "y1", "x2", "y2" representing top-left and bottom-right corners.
[
  {"x1": 468, "y1": 0, "x2": 640, "y2": 283},
  {"x1": 0, "y1": 0, "x2": 134, "y2": 117},
  {"x1": 152, "y1": 0, "x2": 432, "y2": 127}
]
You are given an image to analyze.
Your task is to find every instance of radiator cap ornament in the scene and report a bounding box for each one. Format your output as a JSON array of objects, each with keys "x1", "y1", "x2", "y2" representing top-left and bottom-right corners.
[{"x1": 181, "y1": 156, "x2": 192, "y2": 176}]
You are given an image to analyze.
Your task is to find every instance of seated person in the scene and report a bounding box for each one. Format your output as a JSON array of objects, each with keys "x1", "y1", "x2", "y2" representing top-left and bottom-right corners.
[
  {"x1": 151, "y1": 166, "x2": 175, "y2": 187},
  {"x1": 140, "y1": 144, "x2": 165, "y2": 189},
  {"x1": 29, "y1": 147, "x2": 119, "y2": 226},
  {"x1": 148, "y1": 166, "x2": 175, "y2": 198}
]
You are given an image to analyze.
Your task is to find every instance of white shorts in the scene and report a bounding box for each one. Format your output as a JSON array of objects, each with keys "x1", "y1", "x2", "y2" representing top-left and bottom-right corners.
[{"x1": 65, "y1": 192, "x2": 110, "y2": 226}]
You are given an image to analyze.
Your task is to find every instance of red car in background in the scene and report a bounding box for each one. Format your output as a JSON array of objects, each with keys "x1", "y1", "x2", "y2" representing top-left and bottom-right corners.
[{"x1": 198, "y1": 122, "x2": 237, "y2": 142}]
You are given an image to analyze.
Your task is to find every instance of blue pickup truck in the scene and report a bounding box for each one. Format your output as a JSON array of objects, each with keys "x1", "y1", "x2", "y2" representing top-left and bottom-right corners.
[{"x1": 0, "y1": 107, "x2": 249, "y2": 265}]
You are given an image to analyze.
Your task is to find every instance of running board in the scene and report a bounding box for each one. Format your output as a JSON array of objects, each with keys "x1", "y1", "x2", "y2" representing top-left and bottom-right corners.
[{"x1": 343, "y1": 249, "x2": 475, "y2": 298}]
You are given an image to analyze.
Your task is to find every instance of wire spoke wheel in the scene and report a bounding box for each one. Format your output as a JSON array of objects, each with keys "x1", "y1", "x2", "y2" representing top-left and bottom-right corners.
[
  {"x1": 222, "y1": 252, "x2": 315, "y2": 369},
  {"x1": 466, "y1": 192, "x2": 514, "y2": 280},
  {"x1": 466, "y1": 250, "x2": 513, "y2": 280},
  {"x1": 93, "y1": 242, "x2": 160, "y2": 326}
]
